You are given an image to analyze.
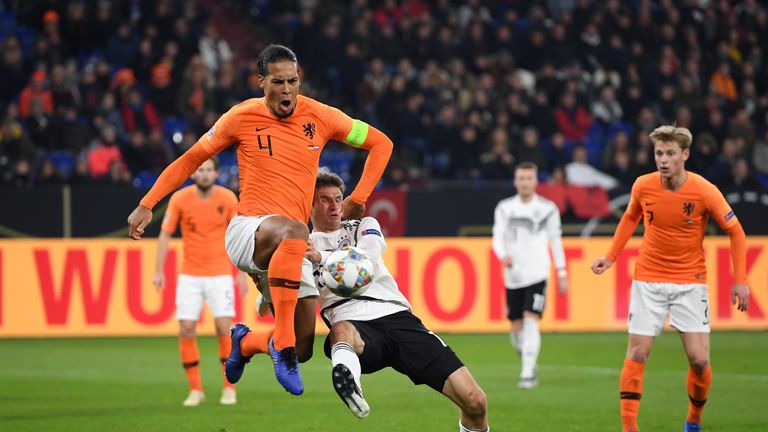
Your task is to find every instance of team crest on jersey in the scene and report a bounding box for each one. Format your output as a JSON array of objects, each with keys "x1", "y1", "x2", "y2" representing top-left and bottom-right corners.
[
  {"x1": 683, "y1": 202, "x2": 694, "y2": 216},
  {"x1": 303, "y1": 122, "x2": 316, "y2": 139},
  {"x1": 338, "y1": 238, "x2": 352, "y2": 249}
]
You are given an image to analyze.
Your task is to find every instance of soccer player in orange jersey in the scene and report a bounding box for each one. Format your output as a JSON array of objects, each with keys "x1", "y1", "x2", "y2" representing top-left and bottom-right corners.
[
  {"x1": 153, "y1": 158, "x2": 248, "y2": 406},
  {"x1": 591, "y1": 125, "x2": 750, "y2": 432},
  {"x1": 127, "y1": 44, "x2": 392, "y2": 395}
]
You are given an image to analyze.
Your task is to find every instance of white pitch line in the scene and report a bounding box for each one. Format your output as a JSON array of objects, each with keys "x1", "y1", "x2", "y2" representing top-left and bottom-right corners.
[{"x1": 538, "y1": 364, "x2": 768, "y2": 382}]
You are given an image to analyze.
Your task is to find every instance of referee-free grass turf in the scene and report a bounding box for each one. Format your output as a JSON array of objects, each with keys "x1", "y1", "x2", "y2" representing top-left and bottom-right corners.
[{"x1": 0, "y1": 332, "x2": 766, "y2": 431}]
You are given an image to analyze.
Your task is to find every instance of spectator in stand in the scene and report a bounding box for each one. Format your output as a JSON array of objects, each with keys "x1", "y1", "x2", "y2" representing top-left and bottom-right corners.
[
  {"x1": 25, "y1": 98, "x2": 56, "y2": 151},
  {"x1": 19, "y1": 71, "x2": 54, "y2": 118},
  {"x1": 121, "y1": 130, "x2": 153, "y2": 175},
  {"x1": 3, "y1": 158, "x2": 33, "y2": 188},
  {"x1": 721, "y1": 157, "x2": 764, "y2": 192},
  {"x1": 107, "y1": 23, "x2": 138, "y2": 68},
  {"x1": 121, "y1": 88, "x2": 162, "y2": 134},
  {"x1": 146, "y1": 128, "x2": 174, "y2": 172},
  {"x1": 710, "y1": 62, "x2": 738, "y2": 102},
  {"x1": 0, "y1": 116, "x2": 34, "y2": 167},
  {"x1": 565, "y1": 145, "x2": 618, "y2": 190},
  {"x1": 88, "y1": 124, "x2": 123, "y2": 178},
  {"x1": 56, "y1": 105, "x2": 91, "y2": 152},
  {"x1": 148, "y1": 63, "x2": 178, "y2": 118},
  {"x1": 199, "y1": 25, "x2": 233, "y2": 75},
  {"x1": 36, "y1": 158, "x2": 63, "y2": 185},
  {"x1": 177, "y1": 58, "x2": 214, "y2": 121},
  {"x1": 104, "y1": 160, "x2": 133, "y2": 185},
  {"x1": 592, "y1": 85, "x2": 624, "y2": 125},
  {"x1": 479, "y1": 128, "x2": 515, "y2": 180},
  {"x1": 515, "y1": 127, "x2": 549, "y2": 172},
  {"x1": 0, "y1": 37, "x2": 28, "y2": 106},
  {"x1": 554, "y1": 92, "x2": 592, "y2": 142}
]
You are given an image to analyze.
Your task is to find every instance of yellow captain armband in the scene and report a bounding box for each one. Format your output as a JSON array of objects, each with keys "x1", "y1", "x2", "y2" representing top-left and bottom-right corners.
[{"x1": 343, "y1": 119, "x2": 369, "y2": 147}]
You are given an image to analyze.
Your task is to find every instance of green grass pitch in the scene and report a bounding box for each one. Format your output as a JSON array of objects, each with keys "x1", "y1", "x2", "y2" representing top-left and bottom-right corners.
[{"x1": 1, "y1": 332, "x2": 766, "y2": 431}]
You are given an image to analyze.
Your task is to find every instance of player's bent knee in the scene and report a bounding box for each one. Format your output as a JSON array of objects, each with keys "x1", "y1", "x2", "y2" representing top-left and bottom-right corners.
[
  {"x1": 297, "y1": 342, "x2": 314, "y2": 363},
  {"x1": 627, "y1": 350, "x2": 649, "y2": 363},
  {"x1": 279, "y1": 220, "x2": 310, "y2": 241},
  {"x1": 329, "y1": 322, "x2": 356, "y2": 345},
  {"x1": 462, "y1": 386, "x2": 487, "y2": 419},
  {"x1": 688, "y1": 357, "x2": 709, "y2": 372}
]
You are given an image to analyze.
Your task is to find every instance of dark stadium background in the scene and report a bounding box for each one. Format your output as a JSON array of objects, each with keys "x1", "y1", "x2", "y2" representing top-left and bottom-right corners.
[{"x1": 1, "y1": 0, "x2": 767, "y2": 236}]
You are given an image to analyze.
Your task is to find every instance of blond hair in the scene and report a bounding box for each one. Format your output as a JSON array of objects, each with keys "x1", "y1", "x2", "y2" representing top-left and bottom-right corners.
[{"x1": 649, "y1": 125, "x2": 693, "y2": 150}]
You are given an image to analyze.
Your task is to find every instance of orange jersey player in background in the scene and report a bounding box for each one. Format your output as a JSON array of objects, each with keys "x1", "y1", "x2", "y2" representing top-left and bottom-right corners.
[
  {"x1": 591, "y1": 125, "x2": 750, "y2": 432},
  {"x1": 152, "y1": 158, "x2": 248, "y2": 407},
  {"x1": 127, "y1": 44, "x2": 393, "y2": 396}
]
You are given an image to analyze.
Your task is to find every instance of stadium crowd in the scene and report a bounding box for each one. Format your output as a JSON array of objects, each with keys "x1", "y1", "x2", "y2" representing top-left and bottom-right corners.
[{"x1": 1, "y1": 0, "x2": 767, "y2": 195}]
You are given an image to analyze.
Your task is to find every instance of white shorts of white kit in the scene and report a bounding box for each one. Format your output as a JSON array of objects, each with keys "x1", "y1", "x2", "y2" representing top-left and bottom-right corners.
[
  {"x1": 225, "y1": 214, "x2": 318, "y2": 300},
  {"x1": 176, "y1": 274, "x2": 235, "y2": 320},
  {"x1": 628, "y1": 280, "x2": 710, "y2": 336}
]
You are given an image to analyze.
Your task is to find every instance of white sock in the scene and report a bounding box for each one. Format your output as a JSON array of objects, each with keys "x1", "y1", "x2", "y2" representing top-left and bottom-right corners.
[
  {"x1": 509, "y1": 330, "x2": 522, "y2": 356},
  {"x1": 459, "y1": 420, "x2": 489, "y2": 432},
  {"x1": 521, "y1": 316, "x2": 540, "y2": 378},
  {"x1": 331, "y1": 342, "x2": 362, "y2": 389}
]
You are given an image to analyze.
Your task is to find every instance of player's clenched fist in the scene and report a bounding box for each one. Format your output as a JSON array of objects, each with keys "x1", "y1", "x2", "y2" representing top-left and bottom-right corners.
[
  {"x1": 127, "y1": 205, "x2": 153, "y2": 240},
  {"x1": 591, "y1": 257, "x2": 613, "y2": 275},
  {"x1": 341, "y1": 196, "x2": 365, "y2": 220}
]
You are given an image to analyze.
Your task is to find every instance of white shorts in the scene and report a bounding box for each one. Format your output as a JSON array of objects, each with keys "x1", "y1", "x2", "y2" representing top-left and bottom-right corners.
[
  {"x1": 225, "y1": 214, "x2": 318, "y2": 300},
  {"x1": 225, "y1": 214, "x2": 275, "y2": 273},
  {"x1": 628, "y1": 280, "x2": 710, "y2": 336},
  {"x1": 176, "y1": 274, "x2": 235, "y2": 321}
]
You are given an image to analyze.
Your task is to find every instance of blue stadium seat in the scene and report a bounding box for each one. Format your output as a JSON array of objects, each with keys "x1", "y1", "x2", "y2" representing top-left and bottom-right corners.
[
  {"x1": 132, "y1": 171, "x2": 159, "y2": 189},
  {"x1": 48, "y1": 151, "x2": 76, "y2": 179},
  {"x1": 163, "y1": 116, "x2": 189, "y2": 147}
]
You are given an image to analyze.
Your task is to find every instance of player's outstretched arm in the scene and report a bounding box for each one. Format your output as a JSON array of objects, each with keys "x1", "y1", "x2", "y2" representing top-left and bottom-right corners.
[
  {"x1": 346, "y1": 124, "x2": 393, "y2": 210},
  {"x1": 128, "y1": 111, "x2": 238, "y2": 238},
  {"x1": 724, "y1": 222, "x2": 750, "y2": 312}
]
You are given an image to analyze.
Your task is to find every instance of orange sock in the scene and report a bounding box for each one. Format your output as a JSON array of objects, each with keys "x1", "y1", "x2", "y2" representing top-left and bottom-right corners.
[
  {"x1": 686, "y1": 364, "x2": 712, "y2": 425},
  {"x1": 179, "y1": 337, "x2": 202, "y2": 391},
  {"x1": 620, "y1": 358, "x2": 646, "y2": 431},
  {"x1": 217, "y1": 335, "x2": 235, "y2": 389},
  {"x1": 268, "y1": 238, "x2": 306, "y2": 350},
  {"x1": 240, "y1": 329, "x2": 273, "y2": 357}
]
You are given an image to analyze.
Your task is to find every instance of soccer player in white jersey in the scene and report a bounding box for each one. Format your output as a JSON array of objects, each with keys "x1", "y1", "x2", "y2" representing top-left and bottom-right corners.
[
  {"x1": 492, "y1": 162, "x2": 568, "y2": 388},
  {"x1": 301, "y1": 170, "x2": 489, "y2": 432}
]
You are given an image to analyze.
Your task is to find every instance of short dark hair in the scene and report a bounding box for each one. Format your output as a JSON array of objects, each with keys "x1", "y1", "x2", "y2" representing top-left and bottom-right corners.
[
  {"x1": 315, "y1": 169, "x2": 345, "y2": 193},
  {"x1": 257, "y1": 44, "x2": 298, "y2": 75},
  {"x1": 516, "y1": 161, "x2": 538, "y2": 172},
  {"x1": 204, "y1": 157, "x2": 219, "y2": 171}
]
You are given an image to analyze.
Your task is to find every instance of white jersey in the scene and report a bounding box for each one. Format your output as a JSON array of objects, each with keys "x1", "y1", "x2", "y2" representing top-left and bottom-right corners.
[
  {"x1": 492, "y1": 194, "x2": 567, "y2": 289},
  {"x1": 310, "y1": 217, "x2": 411, "y2": 327}
]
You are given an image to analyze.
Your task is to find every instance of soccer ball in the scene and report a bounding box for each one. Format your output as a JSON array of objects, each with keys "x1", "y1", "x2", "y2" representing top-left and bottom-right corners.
[{"x1": 321, "y1": 246, "x2": 374, "y2": 298}]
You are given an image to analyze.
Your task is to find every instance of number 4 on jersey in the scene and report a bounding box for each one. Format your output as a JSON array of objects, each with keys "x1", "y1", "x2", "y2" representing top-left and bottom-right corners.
[{"x1": 257, "y1": 134, "x2": 273, "y2": 156}]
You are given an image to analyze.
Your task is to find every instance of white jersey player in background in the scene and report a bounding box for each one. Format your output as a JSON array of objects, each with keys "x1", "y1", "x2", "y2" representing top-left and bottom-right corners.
[
  {"x1": 492, "y1": 162, "x2": 568, "y2": 388},
  {"x1": 303, "y1": 169, "x2": 489, "y2": 432}
]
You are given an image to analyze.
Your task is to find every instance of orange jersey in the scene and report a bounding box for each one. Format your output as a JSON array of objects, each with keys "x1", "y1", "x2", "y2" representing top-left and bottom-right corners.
[
  {"x1": 607, "y1": 171, "x2": 739, "y2": 283},
  {"x1": 161, "y1": 185, "x2": 238, "y2": 276},
  {"x1": 140, "y1": 95, "x2": 392, "y2": 224}
]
